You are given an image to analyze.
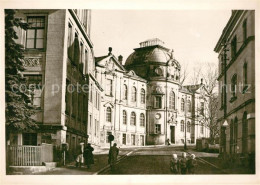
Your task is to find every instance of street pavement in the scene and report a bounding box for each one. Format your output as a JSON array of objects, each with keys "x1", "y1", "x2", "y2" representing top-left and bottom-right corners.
[
  {"x1": 100, "y1": 146, "x2": 224, "y2": 174},
  {"x1": 34, "y1": 145, "x2": 252, "y2": 175}
]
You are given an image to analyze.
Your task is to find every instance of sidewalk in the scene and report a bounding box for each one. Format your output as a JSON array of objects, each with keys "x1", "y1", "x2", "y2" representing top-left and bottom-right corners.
[{"x1": 35, "y1": 148, "x2": 134, "y2": 175}]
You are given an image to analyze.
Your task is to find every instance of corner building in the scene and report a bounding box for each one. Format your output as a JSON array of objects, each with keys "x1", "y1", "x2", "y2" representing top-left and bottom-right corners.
[{"x1": 10, "y1": 9, "x2": 102, "y2": 159}]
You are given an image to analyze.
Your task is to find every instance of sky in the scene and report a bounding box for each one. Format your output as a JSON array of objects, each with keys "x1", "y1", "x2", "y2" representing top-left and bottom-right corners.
[{"x1": 91, "y1": 10, "x2": 231, "y2": 83}]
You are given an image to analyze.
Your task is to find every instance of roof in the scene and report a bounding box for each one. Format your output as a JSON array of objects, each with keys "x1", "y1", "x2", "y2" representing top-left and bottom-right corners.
[
  {"x1": 125, "y1": 45, "x2": 171, "y2": 66},
  {"x1": 214, "y1": 10, "x2": 243, "y2": 52}
]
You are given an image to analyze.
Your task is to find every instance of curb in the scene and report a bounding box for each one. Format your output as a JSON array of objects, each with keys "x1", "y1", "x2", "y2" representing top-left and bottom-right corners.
[{"x1": 93, "y1": 150, "x2": 135, "y2": 175}]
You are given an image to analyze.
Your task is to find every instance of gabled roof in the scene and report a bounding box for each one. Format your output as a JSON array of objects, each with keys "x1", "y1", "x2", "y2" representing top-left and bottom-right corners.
[
  {"x1": 183, "y1": 83, "x2": 210, "y2": 96},
  {"x1": 95, "y1": 54, "x2": 126, "y2": 71}
]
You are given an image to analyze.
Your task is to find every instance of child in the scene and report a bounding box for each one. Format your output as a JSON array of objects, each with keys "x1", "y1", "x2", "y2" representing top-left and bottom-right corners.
[
  {"x1": 187, "y1": 154, "x2": 197, "y2": 174},
  {"x1": 179, "y1": 152, "x2": 188, "y2": 174},
  {"x1": 170, "y1": 154, "x2": 179, "y2": 174}
]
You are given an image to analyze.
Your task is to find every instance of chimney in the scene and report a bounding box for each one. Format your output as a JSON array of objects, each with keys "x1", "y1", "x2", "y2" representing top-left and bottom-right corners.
[
  {"x1": 108, "y1": 47, "x2": 112, "y2": 55},
  {"x1": 201, "y1": 78, "x2": 203, "y2": 85},
  {"x1": 118, "y1": 55, "x2": 123, "y2": 64}
]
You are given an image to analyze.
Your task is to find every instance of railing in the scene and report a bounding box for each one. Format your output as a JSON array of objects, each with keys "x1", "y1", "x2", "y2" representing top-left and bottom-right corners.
[{"x1": 8, "y1": 144, "x2": 53, "y2": 166}]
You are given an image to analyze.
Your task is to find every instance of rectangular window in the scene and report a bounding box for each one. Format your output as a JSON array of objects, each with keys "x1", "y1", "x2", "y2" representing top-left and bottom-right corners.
[
  {"x1": 155, "y1": 124, "x2": 161, "y2": 134},
  {"x1": 106, "y1": 132, "x2": 112, "y2": 143},
  {"x1": 243, "y1": 19, "x2": 247, "y2": 42},
  {"x1": 89, "y1": 84, "x2": 93, "y2": 103},
  {"x1": 24, "y1": 74, "x2": 42, "y2": 108},
  {"x1": 72, "y1": 90, "x2": 77, "y2": 118},
  {"x1": 83, "y1": 94, "x2": 87, "y2": 124},
  {"x1": 89, "y1": 115, "x2": 92, "y2": 135},
  {"x1": 84, "y1": 50, "x2": 88, "y2": 73},
  {"x1": 231, "y1": 36, "x2": 237, "y2": 59},
  {"x1": 154, "y1": 96, "x2": 162, "y2": 109},
  {"x1": 106, "y1": 79, "x2": 113, "y2": 96},
  {"x1": 94, "y1": 119, "x2": 97, "y2": 136},
  {"x1": 200, "y1": 125, "x2": 204, "y2": 134},
  {"x1": 122, "y1": 134, "x2": 126, "y2": 145},
  {"x1": 131, "y1": 134, "x2": 135, "y2": 145},
  {"x1": 95, "y1": 91, "x2": 98, "y2": 108},
  {"x1": 26, "y1": 17, "x2": 45, "y2": 49},
  {"x1": 23, "y1": 133, "x2": 37, "y2": 146},
  {"x1": 79, "y1": 42, "x2": 84, "y2": 73},
  {"x1": 67, "y1": 23, "x2": 73, "y2": 60},
  {"x1": 65, "y1": 80, "x2": 70, "y2": 115}
]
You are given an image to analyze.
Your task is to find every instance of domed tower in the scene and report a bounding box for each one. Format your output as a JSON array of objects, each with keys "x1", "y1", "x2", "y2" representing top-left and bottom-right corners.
[{"x1": 125, "y1": 38, "x2": 181, "y2": 145}]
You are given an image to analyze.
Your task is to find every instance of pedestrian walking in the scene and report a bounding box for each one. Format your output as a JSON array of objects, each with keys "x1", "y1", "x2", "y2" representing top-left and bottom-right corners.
[
  {"x1": 108, "y1": 143, "x2": 119, "y2": 171},
  {"x1": 187, "y1": 154, "x2": 197, "y2": 174},
  {"x1": 170, "y1": 154, "x2": 179, "y2": 174},
  {"x1": 75, "y1": 141, "x2": 84, "y2": 168},
  {"x1": 83, "y1": 143, "x2": 94, "y2": 169},
  {"x1": 179, "y1": 152, "x2": 188, "y2": 174}
]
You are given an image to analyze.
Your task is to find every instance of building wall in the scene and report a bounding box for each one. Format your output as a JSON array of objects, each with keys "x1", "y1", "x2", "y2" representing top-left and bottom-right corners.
[{"x1": 215, "y1": 10, "x2": 255, "y2": 155}]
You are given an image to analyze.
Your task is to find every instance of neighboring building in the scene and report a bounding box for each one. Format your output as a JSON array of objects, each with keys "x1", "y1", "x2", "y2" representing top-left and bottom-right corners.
[
  {"x1": 10, "y1": 9, "x2": 102, "y2": 158},
  {"x1": 95, "y1": 38, "x2": 210, "y2": 146},
  {"x1": 214, "y1": 10, "x2": 255, "y2": 155},
  {"x1": 95, "y1": 49, "x2": 147, "y2": 147}
]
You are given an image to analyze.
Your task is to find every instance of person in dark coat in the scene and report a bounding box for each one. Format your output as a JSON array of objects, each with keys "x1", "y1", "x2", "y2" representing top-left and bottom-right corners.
[
  {"x1": 170, "y1": 154, "x2": 179, "y2": 174},
  {"x1": 179, "y1": 152, "x2": 188, "y2": 174},
  {"x1": 187, "y1": 154, "x2": 197, "y2": 174},
  {"x1": 108, "y1": 143, "x2": 119, "y2": 171},
  {"x1": 83, "y1": 143, "x2": 94, "y2": 169}
]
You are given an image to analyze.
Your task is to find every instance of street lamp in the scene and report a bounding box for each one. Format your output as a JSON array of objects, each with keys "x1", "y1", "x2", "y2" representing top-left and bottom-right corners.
[{"x1": 221, "y1": 120, "x2": 228, "y2": 153}]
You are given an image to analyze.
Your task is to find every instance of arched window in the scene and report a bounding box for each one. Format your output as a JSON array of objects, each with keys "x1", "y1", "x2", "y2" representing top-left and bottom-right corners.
[
  {"x1": 187, "y1": 100, "x2": 191, "y2": 112},
  {"x1": 242, "y1": 112, "x2": 248, "y2": 154},
  {"x1": 140, "y1": 113, "x2": 145, "y2": 127},
  {"x1": 123, "y1": 85, "x2": 128, "y2": 100},
  {"x1": 130, "y1": 112, "x2": 136, "y2": 125},
  {"x1": 169, "y1": 91, "x2": 175, "y2": 109},
  {"x1": 106, "y1": 107, "x2": 112, "y2": 122},
  {"x1": 131, "y1": 87, "x2": 137, "y2": 102},
  {"x1": 181, "y1": 98, "x2": 185, "y2": 112},
  {"x1": 123, "y1": 110, "x2": 127, "y2": 125},
  {"x1": 187, "y1": 121, "x2": 191, "y2": 132},
  {"x1": 181, "y1": 120, "x2": 184, "y2": 132},
  {"x1": 231, "y1": 74, "x2": 237, "y2": 98},
  {"x1": 140, "y1": 89, "x2": 145, "y2": 104}
]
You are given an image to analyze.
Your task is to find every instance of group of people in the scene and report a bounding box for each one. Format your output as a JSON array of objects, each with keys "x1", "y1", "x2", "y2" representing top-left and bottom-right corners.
[
  {"x1": 76, "y1": 143, "x2": 94, "y2": 169},
  {"x1": 75, "y1": 142, "x2": 119, "y2": 171},
  {"x1": 170, "y1": 152, "x2": 197, "y2": 174}
]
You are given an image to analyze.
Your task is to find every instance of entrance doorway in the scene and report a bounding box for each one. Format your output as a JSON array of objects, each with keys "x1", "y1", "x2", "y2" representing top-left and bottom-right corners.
[{"x1": 170, "y1": 126, "x2": 175, "y2": 144}]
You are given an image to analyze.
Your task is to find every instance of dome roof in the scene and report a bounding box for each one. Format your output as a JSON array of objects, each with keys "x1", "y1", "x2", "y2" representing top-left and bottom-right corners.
[{"x1": 125, "y1": 45, "x2": 171, "y2": 66}]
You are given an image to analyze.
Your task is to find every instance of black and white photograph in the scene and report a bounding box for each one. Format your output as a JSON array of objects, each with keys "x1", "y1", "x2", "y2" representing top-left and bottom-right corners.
[{"x1": 1, "y1": 0, "x2": 259, "y2": 184}]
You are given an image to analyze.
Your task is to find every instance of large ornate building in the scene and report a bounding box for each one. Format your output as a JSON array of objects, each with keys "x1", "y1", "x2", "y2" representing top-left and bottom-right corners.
[
  {"x1": 96, "y1": 38, "x2": 210, "y2": 147},
  {"x1": 214, "y1": 10, "x2": 255, "y2": 156}
]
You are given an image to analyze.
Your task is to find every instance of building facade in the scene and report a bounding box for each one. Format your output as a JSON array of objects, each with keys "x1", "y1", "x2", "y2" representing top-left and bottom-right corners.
[
  {"x1": 214, "y1": 10, "x2": 255, "y2": 155},
  {"x1": 10, "y1": 9, "x2": 102, "y2": 159},
  {"x1": 10, "y1": 10, "x2": 211, "y2": 151},
  {"x1": 96, "y1": 38, "x2": 210, "y2": 146}
]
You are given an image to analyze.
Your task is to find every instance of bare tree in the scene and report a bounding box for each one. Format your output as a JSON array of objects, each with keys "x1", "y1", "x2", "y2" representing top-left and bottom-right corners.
[
  {"x1": 179, "y1": 61, "x2": 189, "y2": 85},
  {"x1": 193, "y1": 61, "x2": 219, "y2": 143},
  {"x1": 189, "y1": 65, "x2": 202, "y2": 85}
]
